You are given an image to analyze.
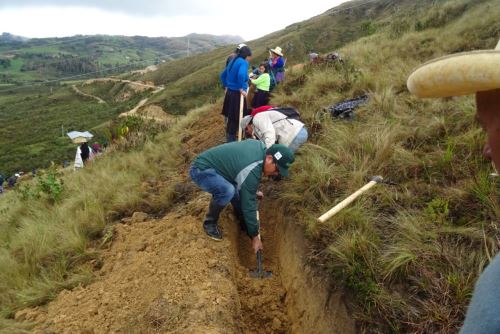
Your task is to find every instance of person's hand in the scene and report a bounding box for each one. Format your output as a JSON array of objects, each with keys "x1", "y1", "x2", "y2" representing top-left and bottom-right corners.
[
  {"x1": 240, "y1": 89, "x2": 247, "y2": 97},
  {"x1": 256, "y1": 190, "x2": 264, "y2": 200},
  {"x1": 252, "y1": 234, "x2": 263, "y2": 253},
  {"x1": 224, "y1": 87, "x2": 227, "y2": 94}
]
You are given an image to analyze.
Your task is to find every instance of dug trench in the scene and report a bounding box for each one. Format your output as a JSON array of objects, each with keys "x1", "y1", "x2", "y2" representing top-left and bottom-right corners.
[
  {"x1": 226, "y1": 188, "x2": 356, "y2": 334},
  {"x1": 17, "y1": 106, "x2": 355, "y2": 333}
]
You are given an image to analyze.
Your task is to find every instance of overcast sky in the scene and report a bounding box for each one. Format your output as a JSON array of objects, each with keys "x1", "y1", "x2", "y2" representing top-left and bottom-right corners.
[{"x1": 0, "y1": 1, "x2": 347, "y2": 41}]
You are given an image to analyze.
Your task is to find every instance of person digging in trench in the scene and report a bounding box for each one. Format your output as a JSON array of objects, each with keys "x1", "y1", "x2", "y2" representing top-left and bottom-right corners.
[
  {"x1": 189, "y1": 140, "x2": 294, "y2": 253},
  {"x1": 407, "y1": 39, "x2": 500, "y2": 334}
]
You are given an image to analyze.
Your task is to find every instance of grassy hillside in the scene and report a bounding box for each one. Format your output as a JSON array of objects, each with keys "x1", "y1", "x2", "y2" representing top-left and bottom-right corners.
[
  {"x1": 0, "y1": 32, "x2": 241, "y2": 176},
  {"x1": 0, "y1": 33, "x2": 243, "y2": 85},
  {"x1": 0, "y1": 105, "x2": 199, "y2": 331},
  {"x1": 135, "y1": 0, "x2": 482, "y2": 114},
  {"x1": 268, "y1": 0, "x2": 500, "y2": 332},
  {"x1": 0, "y1": 0, "x2": 499, "y2": 332},
  {"x1": 0, "y1": 82, "x2": 149, "y2": 175}
]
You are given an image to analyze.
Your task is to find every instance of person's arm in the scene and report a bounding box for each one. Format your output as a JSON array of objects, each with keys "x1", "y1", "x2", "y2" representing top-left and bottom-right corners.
[
  {"x1": 240, "y1": 181, "x2": 259, "y2": 239},
  {"x1": 276, "y1": 57, "x2": 285, "y2": 68},
  {"x1": 237, "y1": 60, "x2": 249, "y2": 91},
  {"x1": 239, "y1": 168, "x2": 264, "y2": 253},
  {"x1": 250, "y1": 74, "x2": 265, "y2": 86},
  {"x1": 220, "y1": 66, "x2": 228, "y2": 88},
  {"x1": 253, "y1": 114, "x2": 276, "y2": 148}
]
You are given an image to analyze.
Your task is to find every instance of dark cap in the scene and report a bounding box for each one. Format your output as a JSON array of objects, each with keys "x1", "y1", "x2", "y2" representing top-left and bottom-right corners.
[{"x1": 267, "y1": 144, "x2": 295, "y2": 177}]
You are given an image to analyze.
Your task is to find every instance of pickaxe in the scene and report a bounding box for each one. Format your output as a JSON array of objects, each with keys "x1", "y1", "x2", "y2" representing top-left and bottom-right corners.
[{"x1": 317, "y1": 175, "x2": 385, "y2": 223}]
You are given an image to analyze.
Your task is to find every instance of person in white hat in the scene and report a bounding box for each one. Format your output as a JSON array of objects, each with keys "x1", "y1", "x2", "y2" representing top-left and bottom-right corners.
[
  {"x1": 269, "y1": 46, "x2": 285, "y2": 84},
  {"x1": 407, "y1": 39, "x2": 500, "y2": 334},
  {"x1": 225, "y1": 43, "x2": 247, "y2": 67}
]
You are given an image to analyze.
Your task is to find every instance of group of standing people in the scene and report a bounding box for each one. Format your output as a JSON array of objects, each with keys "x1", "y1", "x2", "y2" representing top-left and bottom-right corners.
[
  {"x1": 220, "y1": 44, "x2": 286, "y2": 142},
  {"x1": 188, "y1": 43, "x2": 298, "y2": 254}
]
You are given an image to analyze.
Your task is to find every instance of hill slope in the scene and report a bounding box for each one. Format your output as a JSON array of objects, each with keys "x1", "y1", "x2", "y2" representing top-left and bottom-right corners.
[
  {"x1": 0, "y1": 33, "x2": 243, "y2": 84},
  {"x1": 135, "y1": 0, "x2": 483, "y2": 114},
  {"x1": 0, "y1": 0, "x2": 499, "y2": 333}
]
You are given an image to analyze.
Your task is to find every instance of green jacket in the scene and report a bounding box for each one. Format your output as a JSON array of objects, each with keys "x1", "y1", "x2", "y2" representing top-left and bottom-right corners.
[{"x1": 193, "y1": 140, "x2": 265, "y2": 237}]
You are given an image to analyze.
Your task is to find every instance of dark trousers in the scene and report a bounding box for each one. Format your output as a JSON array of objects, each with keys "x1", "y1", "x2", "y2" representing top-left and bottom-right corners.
[
  {"x1": 221, "y1": 89, "x2": 248, "y2": 142},
  {"x1": 251, "y1": 90, "x2": 270, "y2": 109}
]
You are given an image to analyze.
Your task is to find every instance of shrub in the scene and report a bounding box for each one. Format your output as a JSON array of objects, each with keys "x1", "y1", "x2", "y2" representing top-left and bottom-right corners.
[{"x1": 18, "y1": 169, "x2": 64, "y2": 204}]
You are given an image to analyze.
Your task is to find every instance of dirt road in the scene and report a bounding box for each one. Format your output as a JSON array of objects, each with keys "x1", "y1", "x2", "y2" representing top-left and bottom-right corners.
[{"x1": 71, "y1": 85, "x2": 106, "y2": 104}]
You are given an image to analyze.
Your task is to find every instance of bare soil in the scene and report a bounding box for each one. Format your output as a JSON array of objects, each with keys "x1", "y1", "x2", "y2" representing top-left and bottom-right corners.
[{"x1": 18, "y1": 106, "x2": 354, "y2": 333}]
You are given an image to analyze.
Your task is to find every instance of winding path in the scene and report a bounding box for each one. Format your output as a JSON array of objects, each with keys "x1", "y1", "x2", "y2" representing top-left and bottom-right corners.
[
  {"x1": 71, "y1": 84, "x2": 106, "y2": 104},
  {"x1": 71, "y1": 77, "x2": 166, "y2": 120}
]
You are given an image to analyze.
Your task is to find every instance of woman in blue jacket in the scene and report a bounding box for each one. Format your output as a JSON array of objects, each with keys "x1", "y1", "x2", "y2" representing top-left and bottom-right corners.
[{"x1": 220, "y1": 45, "x2": 252, "y2": 142}]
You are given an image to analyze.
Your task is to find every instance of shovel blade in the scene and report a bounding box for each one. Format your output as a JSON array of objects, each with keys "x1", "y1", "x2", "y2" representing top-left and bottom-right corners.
[
  {"x1": 249, "y1": 250, "x2": 272, "y2": 279},
  {"x1": 249, "y1": 269, "x2": 272, "y2": 279}
]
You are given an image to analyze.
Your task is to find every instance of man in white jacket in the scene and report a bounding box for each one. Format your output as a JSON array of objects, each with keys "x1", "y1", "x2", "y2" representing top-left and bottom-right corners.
[{"x1": 240, "y1": 110, "x2": 308, "y2": 152}]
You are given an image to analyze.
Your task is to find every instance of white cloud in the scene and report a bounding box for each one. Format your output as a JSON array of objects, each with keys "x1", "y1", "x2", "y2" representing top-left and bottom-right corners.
[
  {"x1": 0, "y1": 0, "x2": 220, "y2": 16},
  {"x1": 0, "y1": 2, "x2": 346, "y2": 40}
]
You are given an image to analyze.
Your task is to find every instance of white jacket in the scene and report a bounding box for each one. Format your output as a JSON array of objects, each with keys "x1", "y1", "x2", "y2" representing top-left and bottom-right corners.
[
  {"x1": 74, "y1": 147, "x2": 83, "y2": 169},
  {"x1": 252, "y1": 110, "x2": 304, "y2": 148},
  {"x1": 74, "y1": 146, "x2": 93, "y2": 169}
]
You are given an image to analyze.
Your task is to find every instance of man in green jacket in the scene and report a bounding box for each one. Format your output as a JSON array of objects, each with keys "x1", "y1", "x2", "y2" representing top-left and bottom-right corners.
[{"x1": 189, "y1": 140, "x2": 294, "y2": 253}]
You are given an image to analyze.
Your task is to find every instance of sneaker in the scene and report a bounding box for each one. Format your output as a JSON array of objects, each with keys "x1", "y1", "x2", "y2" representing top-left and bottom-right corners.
[{"x1": 203, "y1": 222, "x2": 223, "y2": 241}]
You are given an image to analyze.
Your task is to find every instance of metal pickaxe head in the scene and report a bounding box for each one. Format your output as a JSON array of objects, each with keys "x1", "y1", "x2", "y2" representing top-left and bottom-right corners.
[{"x1": 370, "y1": 175, "x2": 398, "y2": 185}]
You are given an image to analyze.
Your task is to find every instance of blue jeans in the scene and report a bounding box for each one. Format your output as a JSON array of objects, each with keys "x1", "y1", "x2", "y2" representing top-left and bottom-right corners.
[
  {"x1": 289, "y1": 127, "x2": 308, "y2": 153},
  {"x1": 460, "y1": 253, "x2": 500, "y2": 333},
  {"x1": 189, "y1": 166, "x2": 241, "y2": 211}
]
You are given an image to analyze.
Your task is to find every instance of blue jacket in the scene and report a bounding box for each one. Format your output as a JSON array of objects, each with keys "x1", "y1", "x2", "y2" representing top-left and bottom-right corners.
[{"x1": 220, "y1": 56, "x2": 249, "y2": 92}]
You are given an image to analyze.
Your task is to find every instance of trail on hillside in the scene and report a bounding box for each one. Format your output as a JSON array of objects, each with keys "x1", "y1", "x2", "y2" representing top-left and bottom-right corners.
[
  {"x1": 72, "y1": 76, "x2": 168, "y2": 121},
  {"x1": 71, "y1": 84, "x2": 106, "y2": 104},
  {"x1": 84, "y1": 78, "x2": 161, "y2": 91},
  {"x1": 20, "y1": 106, "x2": 291, "y2": 334}
]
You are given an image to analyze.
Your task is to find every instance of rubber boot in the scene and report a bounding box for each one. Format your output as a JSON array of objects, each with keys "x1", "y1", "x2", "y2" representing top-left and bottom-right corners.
[{"x1": 203, "y1": 199, "x2": 225, "y2": 241}]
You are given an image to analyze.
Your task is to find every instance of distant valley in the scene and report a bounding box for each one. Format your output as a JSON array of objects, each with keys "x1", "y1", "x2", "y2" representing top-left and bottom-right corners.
[{"x1": 0, "y1": 32, "x2": 243, "y2": 85}]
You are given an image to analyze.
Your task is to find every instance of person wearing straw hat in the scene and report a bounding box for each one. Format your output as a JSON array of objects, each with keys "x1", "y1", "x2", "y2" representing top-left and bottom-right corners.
[
  {"x1": 407, "y1": 39, "x2": 500, "y2": 334},
  {"x1": 269, "y1": 46, "x2": 285, "y2": 84},
  {"x1": 220, "y1": 45, "x2": 252, "y2": 142}
]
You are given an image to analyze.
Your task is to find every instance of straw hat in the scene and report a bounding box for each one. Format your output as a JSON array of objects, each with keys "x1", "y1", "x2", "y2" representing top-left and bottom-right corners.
[
  {"x1": 407, "y1": 40, "x2": 500, "y2": 98},
  {"x1": 270, "y1": 46, "x2": 283, "y2": 56}
]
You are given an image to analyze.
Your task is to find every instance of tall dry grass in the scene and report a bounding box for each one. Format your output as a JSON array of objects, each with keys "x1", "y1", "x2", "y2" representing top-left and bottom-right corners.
[
  {"x1": 0, "y1": 105, "x2": 209, "y2": 331},
  {"x1": 271, "y1": 1, "x2": 499, "y2": 332}
]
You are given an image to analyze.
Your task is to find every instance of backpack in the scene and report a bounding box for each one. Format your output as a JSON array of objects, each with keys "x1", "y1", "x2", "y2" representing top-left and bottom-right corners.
[{"x1": 251, "y1": 106, "x2": 301, "y2": 121}]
